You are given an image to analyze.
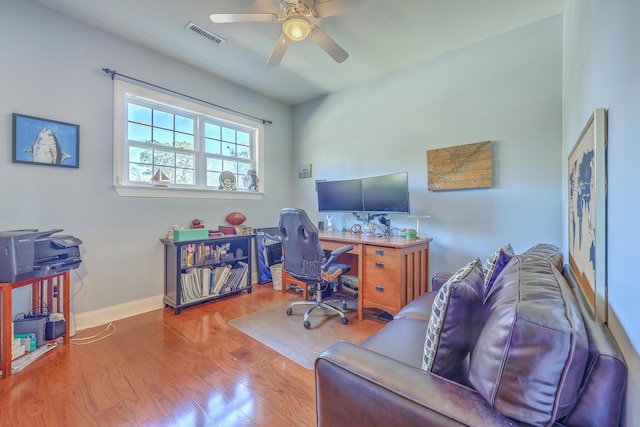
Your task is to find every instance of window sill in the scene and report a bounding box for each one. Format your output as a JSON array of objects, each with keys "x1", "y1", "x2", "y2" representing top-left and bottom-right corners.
[{"x1": 113, "y1": 184, "x2": 264, "y2": 200}]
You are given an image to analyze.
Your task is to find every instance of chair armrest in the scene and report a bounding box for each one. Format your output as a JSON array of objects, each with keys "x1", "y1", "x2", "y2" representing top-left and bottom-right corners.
[
  {"x1": 316, "y1": 342, "x2": 523, "y2": 427},
  {"x1": 330, "y1": 244, "x2": 353, "y2": 257},
  {"x1": 324, "y1": 245, "x2": 354, "y2": 270},
  {"x1": 432, "y1": 272, "x2": 453, "y2": 292}
]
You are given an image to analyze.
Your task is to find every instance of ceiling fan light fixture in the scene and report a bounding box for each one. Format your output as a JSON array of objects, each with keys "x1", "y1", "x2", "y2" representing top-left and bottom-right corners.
[{"x1": 282, "y1": 16, "x2": 311, "y2": 41}]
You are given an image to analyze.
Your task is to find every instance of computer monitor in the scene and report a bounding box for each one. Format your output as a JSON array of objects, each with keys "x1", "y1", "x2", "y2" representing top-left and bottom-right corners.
[
  {"x1": 317, "y1": 179, "x2": 364, "y2": 212},
  {"x1": 362, "y1": 172, "x2": 410, "y2": 213}
]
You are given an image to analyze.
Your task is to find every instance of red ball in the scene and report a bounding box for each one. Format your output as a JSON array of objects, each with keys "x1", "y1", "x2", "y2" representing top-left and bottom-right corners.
[{"x1": 225, "y1": 212, "x2": 246, "y2": 225}]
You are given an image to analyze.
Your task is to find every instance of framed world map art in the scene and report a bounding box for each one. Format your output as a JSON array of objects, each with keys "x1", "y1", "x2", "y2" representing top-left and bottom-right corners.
[{"x1": 568, "y1": 108, "x2": 607, "y2": 323}]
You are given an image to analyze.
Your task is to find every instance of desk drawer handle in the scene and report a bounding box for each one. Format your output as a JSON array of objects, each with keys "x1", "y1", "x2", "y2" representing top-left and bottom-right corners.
[
  {"x1": 375, "y1": 286, "x2": 385, "y2": 293},
  {"x1": 375, "y1": 262, "x2": 385, "y2": 269},
  {"x1": 375, "y1": 249, "x2": 385, "y2": 255}
]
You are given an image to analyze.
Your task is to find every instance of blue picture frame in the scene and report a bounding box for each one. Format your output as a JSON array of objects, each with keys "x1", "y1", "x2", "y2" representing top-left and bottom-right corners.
[{"x1": 12, "y1": 113, "x2": 79, "y2": 168}]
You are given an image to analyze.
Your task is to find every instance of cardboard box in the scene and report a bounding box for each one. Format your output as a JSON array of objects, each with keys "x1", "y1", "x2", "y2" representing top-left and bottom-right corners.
[{"x1": 173, "y1": 228, "x2": 209, "y2": 242}]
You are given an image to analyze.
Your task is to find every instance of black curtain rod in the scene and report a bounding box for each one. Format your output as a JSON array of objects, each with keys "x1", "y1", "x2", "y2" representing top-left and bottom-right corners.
[{"x1": 102, "y1": 68, "x2": 273, "y2": 125}]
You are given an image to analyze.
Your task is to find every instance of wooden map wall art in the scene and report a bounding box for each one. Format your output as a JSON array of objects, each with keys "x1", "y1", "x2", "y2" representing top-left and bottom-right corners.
[{"x1": 427, "y1": 141, "x2": 493, "y2": 191}]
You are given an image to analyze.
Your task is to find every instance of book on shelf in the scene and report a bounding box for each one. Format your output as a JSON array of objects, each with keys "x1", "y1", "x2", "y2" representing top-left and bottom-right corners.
[
  {"x1": 212, "y1": 264, "x2": 232, "y2": 295},
  {"x1": 181, "y1": 244, "x2": 196, "y2": 267},
  {"x1": 180, "y1": 261, "x2": 248, "y2": 301},
  {"x1": 221, "y1": 261, "x2": 249, "y2": 293},
  {"x1": 180, "y1": 267, "x2": 211, "y2": 302},
  {"x1": 201, "y1": 267, "x2": 212, "y2": 297},
  {"x1": 198, "y1": 243, "x2": 219, "y2": 265},
  {"x1": 180, "y1": 270, "x2": 198, "y2": 302}
]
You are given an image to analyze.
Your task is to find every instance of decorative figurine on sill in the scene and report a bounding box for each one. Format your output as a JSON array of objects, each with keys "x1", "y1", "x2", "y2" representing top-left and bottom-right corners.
[
  {"x1": 219, "y1": 171, "x2": 237, "y2": 190},
  {"x1": 243, "y1": 169, "x2": 259, "y2": 192}
]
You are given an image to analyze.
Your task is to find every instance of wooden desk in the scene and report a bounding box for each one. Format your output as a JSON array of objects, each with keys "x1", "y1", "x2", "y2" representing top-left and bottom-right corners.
[
  {"x1": 1, "y1": 271, "x2": 71, "y2": 379},
  {"x1": 282, "y1": 231, "x2": 432, "y2": 321}
]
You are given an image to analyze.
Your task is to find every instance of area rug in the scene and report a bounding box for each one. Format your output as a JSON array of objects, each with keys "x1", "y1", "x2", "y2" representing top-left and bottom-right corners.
[{"x1": 230, "y1": 296, "x2": 375, "y2": 369}]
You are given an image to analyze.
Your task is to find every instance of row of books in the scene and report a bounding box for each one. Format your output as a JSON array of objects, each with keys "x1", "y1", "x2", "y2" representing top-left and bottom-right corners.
[
  {"x1": 180, "y1": 261, "x2": 249, "y2": 303},
  {"x1": 180, "y1": 242, "x2": 233, "y2": 268}
]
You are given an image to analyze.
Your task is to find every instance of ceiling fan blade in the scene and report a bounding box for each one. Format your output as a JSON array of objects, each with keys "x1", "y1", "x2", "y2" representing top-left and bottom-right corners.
[
  {"x1": 210, "y1": 13, "x2": 278, "y2": 23},
  {"x1": 313, "y1": 0, "x2": 377, "y2": 18},
  {"x1": 309, "y1": 26, "x2": 349, "y2": 63},
  {"x1": 267, "y1": 33, "x2": 292, "y2": 66}
]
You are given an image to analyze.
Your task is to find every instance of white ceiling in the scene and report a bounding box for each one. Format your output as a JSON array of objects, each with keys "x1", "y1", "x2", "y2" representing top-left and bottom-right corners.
[{"x1": 32, "y1": 0, "x2": 563, "y2": 106}]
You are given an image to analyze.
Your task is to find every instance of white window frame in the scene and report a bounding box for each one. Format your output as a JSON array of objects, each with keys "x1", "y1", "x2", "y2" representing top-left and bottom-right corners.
[{"x1": 113, "y1": 79, "x2": 264, "y2": 200}]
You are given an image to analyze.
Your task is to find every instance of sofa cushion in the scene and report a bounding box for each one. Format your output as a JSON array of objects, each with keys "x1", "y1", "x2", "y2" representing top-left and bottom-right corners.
[
  {"x1": 522, "y1": 243, "x2": 563, "y2": 271},
  {"x1": 394, "y1": 291, "x2": 436, "y2": 322},
  {"x1": 422, "y1": 258, "x2": 484, "y2": 379},
  {"x1": 482, "y1": 243, "x2": 514, "y2": 297},
  {"x1": 360, "y1": 318, "x2": 428, "y2": 369},
  {"x1": 469, "y1": 255, "x2": 588, "y2": 427}
]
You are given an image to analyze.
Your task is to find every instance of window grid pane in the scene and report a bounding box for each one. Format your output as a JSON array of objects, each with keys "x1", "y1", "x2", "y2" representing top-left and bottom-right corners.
[{"x1": 125, "y1": 96, "x2": 256, "y2": 191}]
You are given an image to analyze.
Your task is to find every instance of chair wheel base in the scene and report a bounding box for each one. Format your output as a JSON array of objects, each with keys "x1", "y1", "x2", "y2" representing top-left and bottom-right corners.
[{"x1": 286, "y1": 292, "x2": 350, "y2": 329}]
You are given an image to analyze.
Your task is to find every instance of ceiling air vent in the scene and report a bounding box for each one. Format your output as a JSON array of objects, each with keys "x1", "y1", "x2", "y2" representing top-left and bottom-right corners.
[{"x1": 184, "y1": 22, "x2": 226, "y2": 45}]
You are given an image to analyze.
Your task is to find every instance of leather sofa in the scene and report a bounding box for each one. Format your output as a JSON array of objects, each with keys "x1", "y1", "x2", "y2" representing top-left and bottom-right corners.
[{"x1": 315, "y1": 244, "x2": 627, "y2": 427}]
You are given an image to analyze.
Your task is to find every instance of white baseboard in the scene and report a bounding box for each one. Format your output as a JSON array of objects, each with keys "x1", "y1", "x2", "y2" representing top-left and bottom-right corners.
[
  {"x1": 74, "y1": 294, "x2": 165, "y2": 331},
  {"x1": 74, "y1": 273, "x2": 259, "y2": 331}
]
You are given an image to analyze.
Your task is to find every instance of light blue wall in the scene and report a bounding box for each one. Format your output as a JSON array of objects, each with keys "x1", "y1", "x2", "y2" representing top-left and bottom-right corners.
[
  {"x1": 0, "y1": 0, "x2": 293, "y2": 314},
  {"x1": 563, "y1": 1, "x2": 640, "y2": 424},
  {"x1": 292, "y1": 15, "x2": 563, "y2": 275}
]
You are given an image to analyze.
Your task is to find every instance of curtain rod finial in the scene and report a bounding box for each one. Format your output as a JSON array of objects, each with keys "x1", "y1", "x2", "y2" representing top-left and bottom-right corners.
[{"x1": 102, "y1": 68, "x2": 116, "y2": 80}]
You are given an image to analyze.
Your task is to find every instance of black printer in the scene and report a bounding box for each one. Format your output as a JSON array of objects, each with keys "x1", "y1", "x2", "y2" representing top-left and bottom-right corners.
[{"x1": 0, "y1": 229, "x2": 82, "y2": 283}]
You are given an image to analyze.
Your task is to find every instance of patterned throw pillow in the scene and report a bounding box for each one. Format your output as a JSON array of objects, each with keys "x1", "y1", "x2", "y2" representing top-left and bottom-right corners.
[
  {"x1": 422, "y1": 258, "x2": 484, "y2": 378},
  {"x1": 482, "y1": 243, "x2": 514, "y2": 297}
]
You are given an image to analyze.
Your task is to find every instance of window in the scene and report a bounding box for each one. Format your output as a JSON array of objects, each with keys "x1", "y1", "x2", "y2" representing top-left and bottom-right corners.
[{"x1": 113, "y1": 80, "x2": 264, "y2": 199}]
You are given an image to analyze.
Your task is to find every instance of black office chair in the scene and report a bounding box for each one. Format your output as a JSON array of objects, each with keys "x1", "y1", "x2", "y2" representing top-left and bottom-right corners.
[{"x1": 278, "y1": 208, "x2": 353, "y2": 329}]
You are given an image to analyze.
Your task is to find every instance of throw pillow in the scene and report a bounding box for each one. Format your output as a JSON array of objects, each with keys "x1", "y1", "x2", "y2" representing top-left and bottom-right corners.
[
  {"x1": 482, "y1": 243, "x2": 514, "y2": 297},
  {"x1": 422, "y1": 258, "x2": 484, "y2": 379}
]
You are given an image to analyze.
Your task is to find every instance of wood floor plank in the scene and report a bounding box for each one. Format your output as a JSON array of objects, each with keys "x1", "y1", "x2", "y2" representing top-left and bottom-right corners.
[{"x1": 0, "y1": 284, "x2": 385, "y2": 426}]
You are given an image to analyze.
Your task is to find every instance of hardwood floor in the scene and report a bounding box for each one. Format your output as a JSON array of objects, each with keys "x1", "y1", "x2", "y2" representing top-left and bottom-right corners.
[{"x1": 0, "y1": 284, "x2": 385, "y2": 426}]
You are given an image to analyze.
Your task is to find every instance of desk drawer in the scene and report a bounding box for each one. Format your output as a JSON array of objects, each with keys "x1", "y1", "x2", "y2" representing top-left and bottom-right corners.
[
  {"x1": 363, "y1": 264, "x2": 397, "y2": 284},
  {"x1": 363, "y1": 269, "x2": 399, "y2": 308},
  {"x1": 363, "y1": 245, "x2": 400, "y2": 310},
  {"x1": 364, "y1": 246, "x2": 399, "y2": 270}
]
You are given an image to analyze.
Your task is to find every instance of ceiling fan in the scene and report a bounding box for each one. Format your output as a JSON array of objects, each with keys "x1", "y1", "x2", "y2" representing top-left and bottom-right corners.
[{"x1": 210, "y1": 0, "x2": 376, "y2": 66}]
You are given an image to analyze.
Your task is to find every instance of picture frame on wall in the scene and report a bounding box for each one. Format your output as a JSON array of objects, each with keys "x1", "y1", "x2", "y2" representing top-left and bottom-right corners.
[
  {"x1": 298, "y1": 163, "x2": 312, "y2": 179},
  {"x1": 568, "y1": 108, "x2": 607, "y2": 323},
  {"x1": 12, "y1": 113, "x2": 80, "y2": 168}
]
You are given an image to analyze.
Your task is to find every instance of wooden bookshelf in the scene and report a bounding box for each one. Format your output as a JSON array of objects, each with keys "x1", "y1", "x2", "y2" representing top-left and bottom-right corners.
[{"x1": 161, "y1": 234, "x2": 254, "y2": 314}]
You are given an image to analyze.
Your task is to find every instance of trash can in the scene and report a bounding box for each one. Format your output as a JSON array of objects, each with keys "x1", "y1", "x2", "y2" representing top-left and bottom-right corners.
[{"x1": 270, "y1": 264, "x2": 283, "y2": 290}]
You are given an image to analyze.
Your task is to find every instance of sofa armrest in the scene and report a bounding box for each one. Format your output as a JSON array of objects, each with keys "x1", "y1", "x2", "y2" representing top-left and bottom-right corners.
[
  {"x1": 432, "y1": 272, "x2": 453, "y2": 292},
  {"x1": 315, "y1": 341, "x2": 525, "y2": 427}
]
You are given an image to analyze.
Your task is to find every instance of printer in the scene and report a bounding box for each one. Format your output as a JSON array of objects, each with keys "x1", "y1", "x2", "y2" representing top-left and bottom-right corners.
[{"x1": 0, "y1": 229, "x2": 83, "y2": 283}]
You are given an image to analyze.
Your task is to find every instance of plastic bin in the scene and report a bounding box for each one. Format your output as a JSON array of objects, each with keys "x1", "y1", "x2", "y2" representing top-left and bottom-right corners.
[
  {"x1": 270, "y1": 264, "x2": 283, "y2": 290},
  {"x1": 173, "y1": 228, "x2": 209, "y2": 241}
]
